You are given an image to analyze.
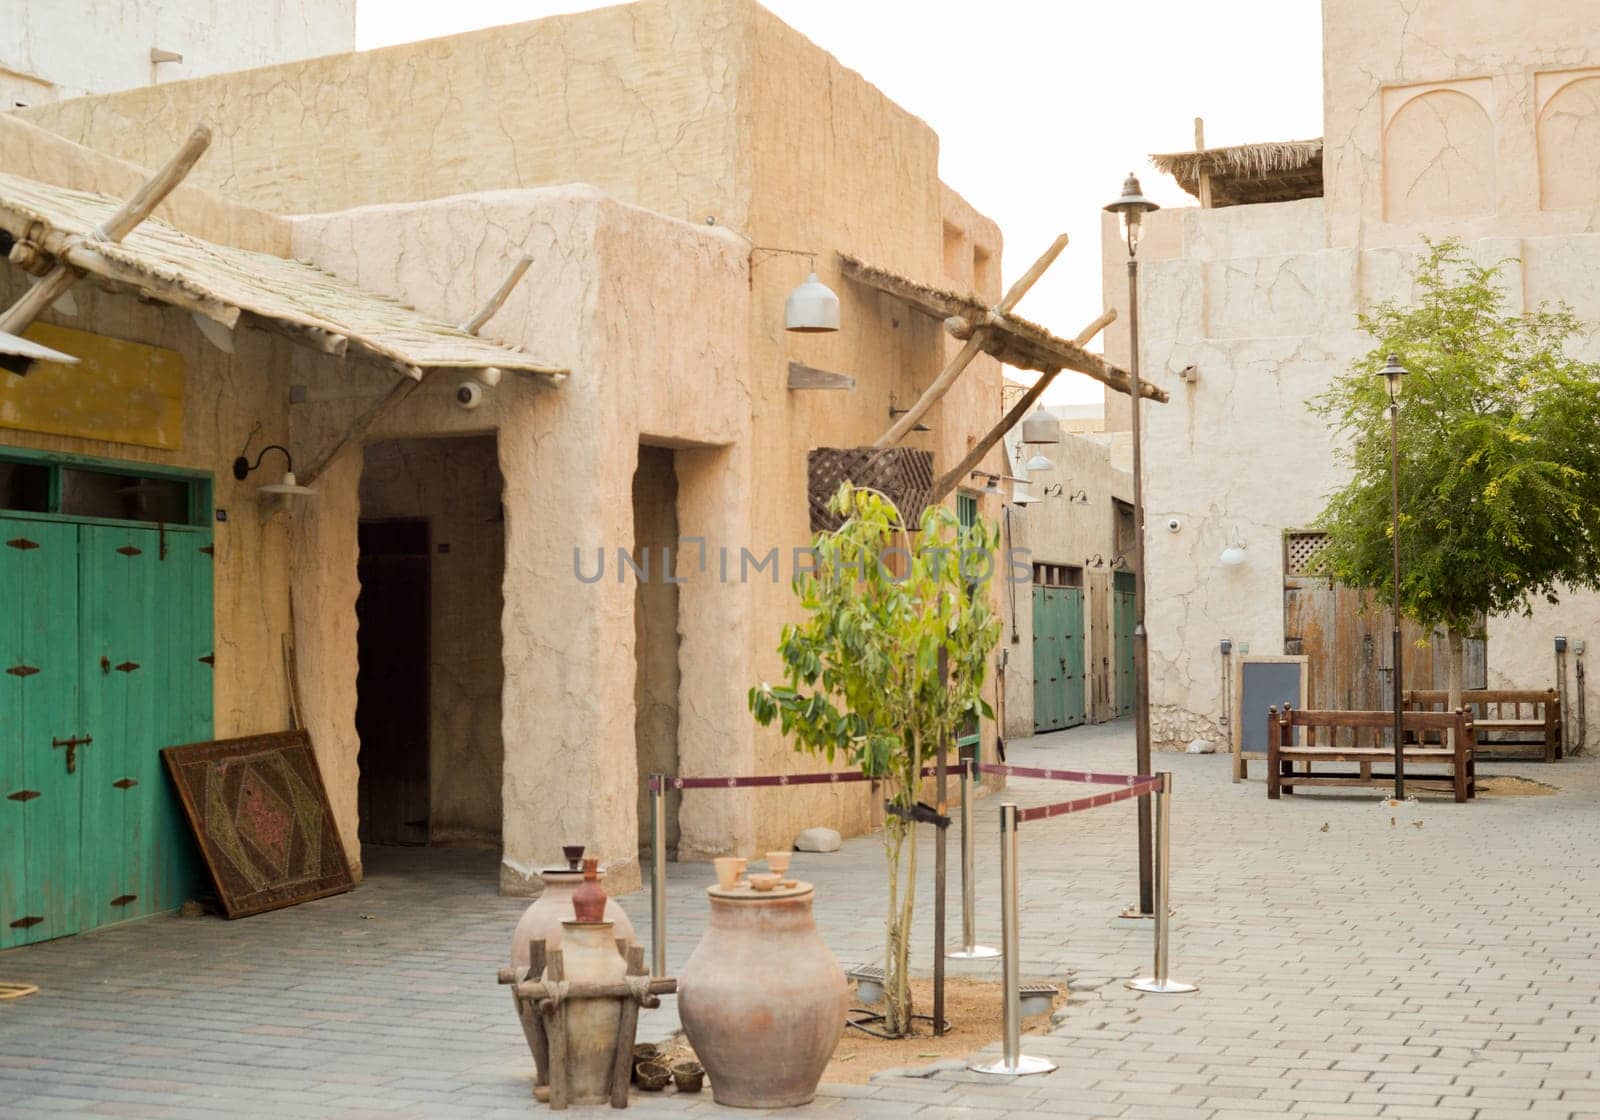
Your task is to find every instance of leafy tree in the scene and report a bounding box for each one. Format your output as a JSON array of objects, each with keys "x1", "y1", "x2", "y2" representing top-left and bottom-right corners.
[
  {"x1": 1313, "y1": 238, "x2": 1600, "y2": 710},
  {"x1": 749, "y1": 485, "x2": 1001, "y2": 1037}
]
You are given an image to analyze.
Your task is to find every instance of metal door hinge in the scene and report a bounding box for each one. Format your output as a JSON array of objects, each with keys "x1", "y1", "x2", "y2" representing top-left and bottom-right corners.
[
  {"x1": 5, "y1": 665, "x2": 39, "y2": 677},
  {"x1": 6, "y1": 790, "x2": 40, "y2": 802},
  {"x1": 110, "y1": 895, "x2": 138, "y2": 907},
  {"x1": 5, "y1": 537, "x2": 39, "y2": 550},
  {"x1": 198, "y1": 654, "x2": 214, "y2": 666},
  {"x1": 8, "y1": 916, "x2": 42, "y2": 929}
]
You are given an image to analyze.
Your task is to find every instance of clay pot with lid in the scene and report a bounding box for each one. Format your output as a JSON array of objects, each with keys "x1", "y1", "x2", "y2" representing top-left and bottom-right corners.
[
  {"x1": 676, "y1": 879, "x2": 848, "y2": 1108},
  {"x1": 508, "y1": 848, "x2": 636, "y2": 1076},
  {"x1": 554, "y1": 912, "x2": 629, "y2": 1106}
]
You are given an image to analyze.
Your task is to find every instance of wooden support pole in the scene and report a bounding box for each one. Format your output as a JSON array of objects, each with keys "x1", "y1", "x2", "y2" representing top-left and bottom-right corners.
[
  {"x1": 0, "y1": 124, "x2": 212, "y2": 344},
  {"x1": 461, "y1": 254, "x2": 532, "y2": 335},
  {"x1": 930, "y1": 309, "x2": 1119, "y2": 503},
  {"x1": 1195, "y1": 118, "x2": 1213, "y2": 209},
  {"x1": 872, "y1": 234, "x2": 1068, "y2": 448}
]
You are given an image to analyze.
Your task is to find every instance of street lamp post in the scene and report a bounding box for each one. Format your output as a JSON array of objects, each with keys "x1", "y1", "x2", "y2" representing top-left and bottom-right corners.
[
  {"x1": 1379, "y1": 353, "x2": 1408, "y2": 799},
  {"x1": 1106, "y1": 173, "x2": 1160, "y2": 918}
]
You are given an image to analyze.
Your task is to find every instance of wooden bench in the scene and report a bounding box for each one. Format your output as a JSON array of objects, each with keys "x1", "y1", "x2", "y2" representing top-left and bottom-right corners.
[
  {"x1": 1404, "y1": 689, "x2": 1561, "y2": 762},
  {"x1": 1266, "y1": 706, "x2": 1477, "y2": 803}
]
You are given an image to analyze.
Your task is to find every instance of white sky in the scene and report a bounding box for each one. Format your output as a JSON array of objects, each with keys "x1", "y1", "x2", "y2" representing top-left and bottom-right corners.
[{"x1": 357, "y1": 1, "x2": 1325, "y2": 404}]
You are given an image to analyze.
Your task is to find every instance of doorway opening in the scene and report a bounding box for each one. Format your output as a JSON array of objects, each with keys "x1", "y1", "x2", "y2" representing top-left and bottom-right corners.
[
  {"x1": 633, "y1": 444, "x2": 682, "y2": 863},
  {"x1": 356, "y1": 435, "x2": 505, "y2": 850}
]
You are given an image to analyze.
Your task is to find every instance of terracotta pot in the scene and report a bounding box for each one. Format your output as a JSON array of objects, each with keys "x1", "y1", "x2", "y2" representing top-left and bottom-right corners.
[
  {"x1": 572, "y1": 856, "x2": 606, "y2": 921},
  {"x1": 766, "y1": 851, "x2": 792, "y2": 875},
  {"x1": 552, "y1": 920, "x2": 628, "y2": 1106},
  {"x1": 713, "y1": 856, "x2": 742, "y2": 889},
  {"x1": 677, "y1": 881, "x2": 847, "y2": 1108},
  {"x1": 509, "y1": 862, "x2": 636, "y2": 1078}
]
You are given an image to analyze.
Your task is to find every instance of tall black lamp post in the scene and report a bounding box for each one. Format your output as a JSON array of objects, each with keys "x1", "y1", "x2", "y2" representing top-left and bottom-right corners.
[
  {"x1": 1379, "y1": 353, "x2": 1408, "y2": 799},
  {"x1": 1105, "y1": 173, "x2": 1160, "y2": 917}
]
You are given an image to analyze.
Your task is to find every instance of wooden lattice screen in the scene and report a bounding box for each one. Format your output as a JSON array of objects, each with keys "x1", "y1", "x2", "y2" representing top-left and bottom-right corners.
[
  {"x1": 1285, "y1": 531, "x2": 1329, "y2": 577},
  {"x1": 807, "y1": 447, "x2": 934, "y2": 532}
]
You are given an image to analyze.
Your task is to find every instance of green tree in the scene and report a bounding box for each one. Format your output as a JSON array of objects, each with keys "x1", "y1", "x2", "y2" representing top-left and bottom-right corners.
[
  {"x1": 1313, "y1": 238, "x2": 1600, "y2": 710},
  {"x1": 749, "y1": 484, "x2": 1001, "y2": 1037}
]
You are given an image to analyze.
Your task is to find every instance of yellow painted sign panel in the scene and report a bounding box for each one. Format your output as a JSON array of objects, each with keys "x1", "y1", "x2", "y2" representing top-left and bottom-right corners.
[{"x1": 0, "y1": 323, "x2": 185, "y2": 450}]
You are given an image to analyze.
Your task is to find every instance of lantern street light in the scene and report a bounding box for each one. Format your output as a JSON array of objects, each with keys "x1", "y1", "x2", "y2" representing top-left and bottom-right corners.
[
  {"x1": 1105, "y1": 173, "x2": 1160, "y2": 919},
  {"x1": 1378, "y1": 352, "x2": 1408, "y2": 799}
]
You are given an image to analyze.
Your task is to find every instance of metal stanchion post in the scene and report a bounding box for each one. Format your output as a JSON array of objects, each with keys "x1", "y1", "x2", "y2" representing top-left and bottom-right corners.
[
  {"x1": 947, "y1": 755, "x2": 999, "y2": 960},
  {"x1": 650, "y1": 773, "x2": 667, "y2": 978},
  {"x1": 1127, "y1": 773, "x2": 1197, "y2": 994},
  {"x1": 971, "y1": 803, "x2": 1057, "y2": 1076}
]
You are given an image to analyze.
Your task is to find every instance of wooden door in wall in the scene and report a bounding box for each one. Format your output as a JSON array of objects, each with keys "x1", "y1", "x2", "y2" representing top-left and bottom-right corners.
[
  {"x1": 356, "y1": 519, "x2": 431, "y2": 845},
  {"x1": 1, "y1": 510, "x2": 211, "y2": 947},
  {"x1": 955, "y1": 494, "x2": 982, "y2": 756},
  {"x1": 1111, "y1": 571, "x2": 1136, "y2": 718},
  {"x1": 1031, "y1": 565, "x2": 1086, "y2": 733},
  {"x1": 1283, "y1": 532, "x2": 1485, "y2": 711},
  {"x1": 1087, "y1": 570, "x2": 1112, "y2": 722}
]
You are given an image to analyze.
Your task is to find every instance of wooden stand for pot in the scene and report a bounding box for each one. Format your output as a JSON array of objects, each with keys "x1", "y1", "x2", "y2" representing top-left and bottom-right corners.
[{"x1": 498, "y1": 939, "x2": 677, "y2": 1110}]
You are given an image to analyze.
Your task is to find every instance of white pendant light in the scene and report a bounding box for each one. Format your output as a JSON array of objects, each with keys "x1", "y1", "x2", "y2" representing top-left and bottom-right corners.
[
  {"x1": 1024, "y1": 453, "x2": 1055, "y2": 472},
  {"x1": 1021, "y1": 411, "x2": 1061, "y2": 445},
  {"x1": 1219, "y1": 531, "x2": 1247, "y2": 568},
  {"x1": 1011, "y1": 490, "x2": 1038, "y2": 507},
  {"x1": 260, "y1": 470, "x2": 316, "y2": 497},
  {"x1": 785, "y1": 272, "x2": 840, "y2": 333}
]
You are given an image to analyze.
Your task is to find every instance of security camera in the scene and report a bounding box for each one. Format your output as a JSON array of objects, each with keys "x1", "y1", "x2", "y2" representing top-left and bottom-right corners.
[
  {"x1": 1166, "y1": 517, "x2": 1182, "y2": 533},
  {"x1": 455, "y1": 381, "x2": 484, "y2": 410}
]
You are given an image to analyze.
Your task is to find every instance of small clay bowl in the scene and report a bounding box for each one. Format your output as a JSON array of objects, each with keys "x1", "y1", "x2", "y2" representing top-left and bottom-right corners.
[
  {"x1": 712, "y1": 856, "x2": 742, "y2": 890},
  {"x1": 672, "y1": 1060, "x2": 705, "y2": 1093},
  {"x1": 765, "y1": 850, "x2": 792, "y2": 875},
  {"x1": 748, "y1": 872, "x2": 781, "y2": 892},
  {"x1": 635, "y1": 1060, "x2": 671, "y2": 1091}
]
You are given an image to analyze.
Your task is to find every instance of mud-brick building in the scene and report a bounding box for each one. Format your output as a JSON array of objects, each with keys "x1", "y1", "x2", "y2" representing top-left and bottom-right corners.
[{"x1": 1, "y1": 0, "x2": 1135, "y2": 946}]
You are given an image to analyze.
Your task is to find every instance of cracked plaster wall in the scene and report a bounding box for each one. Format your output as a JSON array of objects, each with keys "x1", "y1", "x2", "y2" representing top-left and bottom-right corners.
[
  {"x1": 20, "y1": 0, "x2": 1011, "y2": 874},
  {"x1": 1, "y1": 0, "x2": 354, "y2": 107},
  {"x1": 1092, "y1": 3, "x2": 1600, "y2": 754}
]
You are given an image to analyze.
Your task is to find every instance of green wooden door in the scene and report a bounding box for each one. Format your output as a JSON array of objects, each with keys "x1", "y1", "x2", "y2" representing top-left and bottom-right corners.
[
  {"x1": 1032, "y1": 586, "x2": 1086, "y2": 733},
  {"x1": 79, "y1": 524, "x2": 212, "y2": 927},
  {"x1": 955, "y1": 494, "x2": 981, "y2": 757},
  {"x1": 1060, "y1": 588, "x2": 1086, "y2": 728},
  {"x1": 0, "y1": 513, "x2": 211, "y2": 945},
  {"x1": 1, "y1": 518, "x2": 83, "y2": 947},
  {"x1": 1112, "y1": 571, "x2": 1136, "y2": 717}
]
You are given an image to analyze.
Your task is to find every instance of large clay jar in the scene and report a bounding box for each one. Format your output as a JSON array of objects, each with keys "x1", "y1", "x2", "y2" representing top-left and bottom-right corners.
[
  {"x1": 677, "y1": 880, "x2": 848, "y2": 1108},
  {"x1": 553, "y1": 919, "x2": 628, "y2": 1106},
  {"x1": 509, "y1": 859, "x2": 636, "y2": 1071}
]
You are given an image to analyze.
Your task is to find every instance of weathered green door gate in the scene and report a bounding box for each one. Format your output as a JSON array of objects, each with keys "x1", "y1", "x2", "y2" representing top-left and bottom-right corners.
[
  {"x1": 1, "y1": 456, "x2": 212, "y2": 947},
  {"x1": 1112, "y1": 571, "x2": 1136, "y2": 718},
  {"x1": 1032, "y1": 567, "x2": 1086, "y2": 733}
]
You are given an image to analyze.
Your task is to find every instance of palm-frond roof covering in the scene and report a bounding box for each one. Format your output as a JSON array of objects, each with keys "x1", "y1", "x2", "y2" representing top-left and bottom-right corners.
[{"x1": 1150, "y1": 139, "x2": 1323, "y2": 207}]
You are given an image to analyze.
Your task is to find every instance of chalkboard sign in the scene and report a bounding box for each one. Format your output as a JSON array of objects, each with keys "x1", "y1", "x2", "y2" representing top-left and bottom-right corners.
[{"x1": 1232, "y1": 655, "x2": 1307, "y2": 782}]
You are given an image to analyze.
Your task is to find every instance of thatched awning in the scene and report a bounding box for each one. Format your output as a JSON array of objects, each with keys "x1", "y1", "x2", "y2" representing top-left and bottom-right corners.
[
  {"x1": 0, "y1": 171, "x2": 566, "y2": 382},
  {"x1": 837, "y1": 254, "x2": 1166, "y2": 403},
  {"x1": 1150, "y1": 139, "x2": 1323, "y2": 207}
]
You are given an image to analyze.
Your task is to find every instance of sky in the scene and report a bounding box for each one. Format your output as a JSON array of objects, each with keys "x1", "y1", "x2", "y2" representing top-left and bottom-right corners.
[{"x1": 357, "y1": 1, "x2": 1325, "y2": 404}]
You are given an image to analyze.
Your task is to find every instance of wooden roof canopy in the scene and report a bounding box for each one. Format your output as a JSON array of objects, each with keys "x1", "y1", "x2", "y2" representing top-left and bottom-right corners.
[
  {"x1": 0, "y1": 126, "x2": 566, "y2": 385},
  {"x1": 1150, "y1": 138, "x2": 1324, "y2": 208}
]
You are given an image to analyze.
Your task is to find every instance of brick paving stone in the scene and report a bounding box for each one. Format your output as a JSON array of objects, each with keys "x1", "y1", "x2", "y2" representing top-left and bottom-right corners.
[{"x1": 1, "y1": 724, "x2": 1597, "y2": 1118}]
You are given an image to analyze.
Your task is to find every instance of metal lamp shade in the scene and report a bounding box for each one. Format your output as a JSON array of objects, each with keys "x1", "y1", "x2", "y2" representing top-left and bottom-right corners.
[
  {"x1": 1020, "y1": 412, "x2": 1061, "y2": 445},
  {"x1": 1024, "y1": 453, "x2": 1055, "y2": 473},
  {"x1": 785, "y1": 272, "x2": 841, "y2": 333},
  {"x1": 260, "y1": 470, "x2": 316, "y2": 497},
  {"x1": 1218, "y1": 545, "x2": 1246, "y2": 568}
]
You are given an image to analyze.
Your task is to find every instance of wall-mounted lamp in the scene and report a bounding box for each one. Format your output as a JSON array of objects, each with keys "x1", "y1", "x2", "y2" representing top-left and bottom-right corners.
[
  {"x1": 1086, "y1": 554, "x2": 1106, "y2": 569},
  {"x1": 751, "y1": 247, "x2": 840, "y2": 333},
  {"x1": 1042, "y1": 483, "x2": 1063, "y2": 497},
  {"x1": 1070, "y1": 489, "x2": 1089, "y2": 505},
  {"x1": 1219, "y1": 529, "x2": 1247, "y2": 568},
  {"x1": 888, "y1": 398, "x2": 932, "y2": 433},
  {"x1": 233, "y1": 428, "x2": 315, "y2": 498},
  {"x1": 1112, "y1": 555, "x2": 1129, "y2": 570},
  {"x1": 968, "y1": 470, "x2": 1007, "y2": 498}
]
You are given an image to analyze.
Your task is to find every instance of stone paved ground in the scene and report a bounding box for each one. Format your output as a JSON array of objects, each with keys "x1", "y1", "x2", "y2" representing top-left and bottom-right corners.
[{"x1": 2, "y1": 722, "x2": 1598, "y2": 1119}]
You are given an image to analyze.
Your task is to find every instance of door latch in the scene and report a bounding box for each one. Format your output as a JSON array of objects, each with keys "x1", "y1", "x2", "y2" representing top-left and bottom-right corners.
[{"x1": 52, "y1": 734, "x2": 92, "y2": 774}]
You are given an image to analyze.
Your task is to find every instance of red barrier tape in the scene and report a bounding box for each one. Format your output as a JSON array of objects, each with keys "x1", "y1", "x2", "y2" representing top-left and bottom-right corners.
[
  {"x1": 649, "y1": 764, "x2": 944, "y2": 793},
  {"x1": 1014, "y1": 776, "x2": 1163, "y2": 823},
  {"x1": 976, "y1": 762, "x2": 1157, "y2": 788}
]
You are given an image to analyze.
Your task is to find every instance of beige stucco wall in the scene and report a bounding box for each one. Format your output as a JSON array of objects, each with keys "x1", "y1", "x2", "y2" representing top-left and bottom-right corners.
[{"x1": 19, "y1": 0, "x2": 1013, "y2": 875}]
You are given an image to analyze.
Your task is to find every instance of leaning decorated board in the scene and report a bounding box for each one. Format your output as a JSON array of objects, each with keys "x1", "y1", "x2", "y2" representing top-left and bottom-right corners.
[
  {"x1": 1233, "y1": 655, "x2": 1308, "y2": 783},
  {"x1": 162, "y1": 730, "x2": 354, "y2": 918}
]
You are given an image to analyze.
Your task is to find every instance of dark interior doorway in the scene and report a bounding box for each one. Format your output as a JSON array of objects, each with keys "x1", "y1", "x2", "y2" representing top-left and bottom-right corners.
[
  {"x1": 634, "y1": 445, "x2": 682, "y2": 862},
  {"x1": 356, "y1": 518, "x2": 431, "y2": 845}
]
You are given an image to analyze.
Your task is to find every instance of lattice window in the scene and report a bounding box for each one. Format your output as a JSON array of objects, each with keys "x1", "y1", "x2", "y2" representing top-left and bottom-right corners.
[{"x1": 1285, "y1": 531, "x2": 1329, "y2": 577}]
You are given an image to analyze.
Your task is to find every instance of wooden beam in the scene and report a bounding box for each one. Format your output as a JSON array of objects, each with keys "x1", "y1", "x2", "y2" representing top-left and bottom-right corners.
[
  {"x1": 1195, "y1": 118, "x2": 1213, "y2": 209},
  {"x1": 460, "y1": 254, "x2": 532, "y2": 336},
  {"x1": 787, "y1": 360, "x2": 855, "y2": 390},
  {"x1": 929, "y1": 309, "x2": 1121, "y2": 503},
  {"x1": 873, "y1": 233, "x2": 1068, "y2": 448},
  {"x1": 0, "y1": 124, "x2": 212, "y2": 350}
]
